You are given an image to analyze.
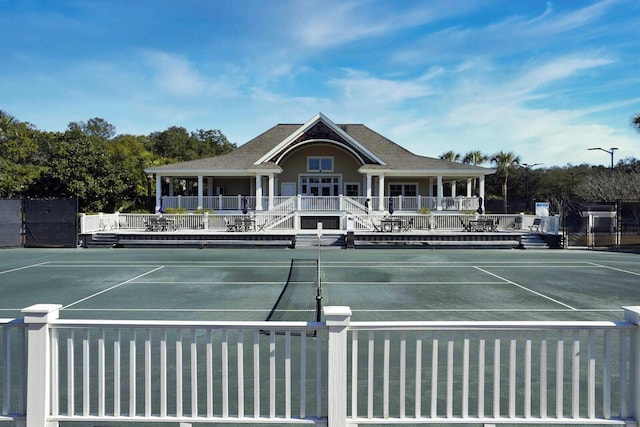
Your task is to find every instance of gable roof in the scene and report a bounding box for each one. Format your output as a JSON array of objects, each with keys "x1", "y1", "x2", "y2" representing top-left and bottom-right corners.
[{"x1": 146, "y1": 114, "x2": 495, "y2": 176}]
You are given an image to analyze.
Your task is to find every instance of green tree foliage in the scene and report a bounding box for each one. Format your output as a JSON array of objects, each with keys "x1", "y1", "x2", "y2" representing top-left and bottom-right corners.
[
  {"x1": 108, "y1": 134, "x2": 155, "y2": 209},
  {"x1": 68, "y1": 117, "x2": 117, "y2": 139},
  {"x1": 150, "y1": 126, "x2": 235, "y2": 162},
  {"x1": 439, "y1": 150, "x2": 461, "y2": 162},
  {"x1": 0, "y1": 112, "x2": 44, "y2": 197},
  {"x1": 29, "y1": 128, "x2": 129, "y2": 212},
  {"x1": 462, "y1": 150, "x2": 488, "y2": 166},
  {"x1": 0, "y1": 112, "x2": 235, "y2": 212},
  {"x1": 633, "y1": 113, "x2": 640, "y2": 133}
]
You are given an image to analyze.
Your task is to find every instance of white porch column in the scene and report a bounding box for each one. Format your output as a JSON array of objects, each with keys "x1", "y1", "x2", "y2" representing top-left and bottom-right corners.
[
  {"x1": 255, "y1": 175, "x2": 263, "y2": 211},
  {"x1": 466, "y1": 178, "x2": 472, "y2": 197},
  {"x1": 268, "y1": 174, "x2": 275, "y2": 211},
  {"x1": 451, "y1": 180, "x2": 457, "y2": 198},
  {"x1": 479, "y1": 175, "x2": 486, "y2": 212},
  {"x1": 365, "y1": 174, "x2": 372, "y2": 201},
  {"x1": 378, "y1": 174, "x2": 385, "y2": 212},
  {"x1": 197, "y1": 175, "x2": 204, "y2": 210},
  {"x1": 155, "y1": 174, "x2": 162, "y2": 213},
  {"x1": 436, "y1": 175, "x2": 443, "y2": 211},
  {"x1": 428, "y1": 178, "x2": 434, "y2": 197}
]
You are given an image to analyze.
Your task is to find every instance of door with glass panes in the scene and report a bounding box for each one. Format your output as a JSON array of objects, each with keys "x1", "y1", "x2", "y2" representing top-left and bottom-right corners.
[{"x1": 301, "y1": 176, "x2": 341, "y2": 196}]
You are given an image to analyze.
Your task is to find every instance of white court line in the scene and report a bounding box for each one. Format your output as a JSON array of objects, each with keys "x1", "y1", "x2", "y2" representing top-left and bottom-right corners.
[
  {"x1": 474, "y1": 266, "x2": 577, "y2": 310},
  {"x1": 64, "y1": 308, "x2": 312, "y2": 312},
  {"x1": 60, "y1": 308, "x2": 621, "y2": 313},
  {"x1": 587, "y1": 262, "x2": 640, "y2": 276},
  {"x1": 62, "y1": 266, "x2": 165, "y2": 310},
  {"x1": 0, "y1": 261, "x2": 50, "y2": 275},
  {"x1": 133, "y1": 281, "x2": 305, "y2": 285},
  {"x1": 322, "y1": 281, "x2": 506, "y2": 285}
]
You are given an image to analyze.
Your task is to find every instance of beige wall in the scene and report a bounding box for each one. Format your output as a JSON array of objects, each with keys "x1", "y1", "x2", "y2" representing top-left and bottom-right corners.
[{"x1": 278, "y1": 144, "x2": 363, "y2": 192}]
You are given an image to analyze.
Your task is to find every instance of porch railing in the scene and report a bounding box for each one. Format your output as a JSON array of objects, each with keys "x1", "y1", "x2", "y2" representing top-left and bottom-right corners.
[
  {"x1": 157, "y1": 195, "x2": 480, "y2": 213},
  {"x1": 79, "y1": 212, "x2": 559, "y2": 234},
  {"x1": 9, "y1": 305, "x2": 640, "y2": 427}
]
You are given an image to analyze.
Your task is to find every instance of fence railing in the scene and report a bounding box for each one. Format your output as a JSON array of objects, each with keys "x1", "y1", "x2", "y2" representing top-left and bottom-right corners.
[
  {"x1": 9, "y1": 305, "x2": 640, "y2": 427},
  {"x1": 80, "y1": 212, "x2": 560, "y2": 235}
]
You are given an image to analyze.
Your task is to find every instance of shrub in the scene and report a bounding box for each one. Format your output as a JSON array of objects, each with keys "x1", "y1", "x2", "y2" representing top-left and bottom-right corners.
[
  {"x1": 165, "y1": 207, "x2": 188, "y2": 214},
  {"x1": 417, "y1": 207, "x2": 431, "y2": 215}
]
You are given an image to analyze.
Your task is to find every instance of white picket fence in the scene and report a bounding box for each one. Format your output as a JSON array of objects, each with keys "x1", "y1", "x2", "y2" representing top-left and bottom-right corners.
[{"x1": 5, "y1": 305, "x2": 639, "y2": 427}]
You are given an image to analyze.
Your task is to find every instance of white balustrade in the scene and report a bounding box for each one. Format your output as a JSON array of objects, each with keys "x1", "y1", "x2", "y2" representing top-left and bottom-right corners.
[{"x1": 10, "y1": 305, "x2": 640, "y2": 427}]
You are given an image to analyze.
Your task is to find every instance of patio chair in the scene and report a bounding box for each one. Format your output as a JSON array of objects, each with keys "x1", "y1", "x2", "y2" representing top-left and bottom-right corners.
[
  {"x1": 460, "y1": 218, "x2": 472, "y2": 232},
  {"x1": 224, "y1": 217, "x2": 236, "y2": 232},
  {"x1": 528, "y1": 218, "x2": 542, "y2": 232},
  {"x1": 402, "y1": 218, "x2": 414, "y2": 232}
]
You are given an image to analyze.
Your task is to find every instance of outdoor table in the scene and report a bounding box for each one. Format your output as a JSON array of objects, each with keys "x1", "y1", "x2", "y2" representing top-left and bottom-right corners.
[
  {"x1": 468, "y1": 219, "x2": 496, "y2": 232},
  {"x1": 234, "y1": 217, "x2": 256, "y2": 232},
  {"x1": 380, "y1": 218, "x2": 402, "y2": 232}
]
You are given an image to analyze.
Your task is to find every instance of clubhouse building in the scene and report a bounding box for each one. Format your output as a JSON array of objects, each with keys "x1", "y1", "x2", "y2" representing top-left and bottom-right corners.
[{"x1": 145, "y1": 113, "x2": 495, "y2": 230}]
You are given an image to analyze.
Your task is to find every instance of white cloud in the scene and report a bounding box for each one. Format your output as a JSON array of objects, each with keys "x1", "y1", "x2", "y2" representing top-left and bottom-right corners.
[{"x1": 143, "y1": 51, "x2": 206, "y2": 97}]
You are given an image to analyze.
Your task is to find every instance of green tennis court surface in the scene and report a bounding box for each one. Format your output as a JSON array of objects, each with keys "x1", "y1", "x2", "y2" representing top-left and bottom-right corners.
[{"x1": 1, "y1": 248, "x2": 639, "y2": 322}]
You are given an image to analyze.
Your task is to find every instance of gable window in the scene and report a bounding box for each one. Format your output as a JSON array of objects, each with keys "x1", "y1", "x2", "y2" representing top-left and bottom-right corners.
[{"x1": 308, "y1": 156, "x2": 333, "y2": 172}]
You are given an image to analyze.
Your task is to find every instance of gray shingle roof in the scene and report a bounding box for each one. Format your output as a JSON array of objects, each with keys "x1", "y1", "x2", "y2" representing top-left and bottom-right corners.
[{"x1": 147, "y1": 122, "x2": 493, "y2": 174}]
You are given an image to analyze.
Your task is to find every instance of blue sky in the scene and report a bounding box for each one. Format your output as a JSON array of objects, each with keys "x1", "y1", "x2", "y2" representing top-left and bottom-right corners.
[{"x1": 1, "y1": 0, "x2": 639, "y2": 167}]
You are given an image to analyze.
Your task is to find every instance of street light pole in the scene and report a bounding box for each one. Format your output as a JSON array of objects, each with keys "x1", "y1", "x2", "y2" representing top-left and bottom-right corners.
[
  {"x1": 587, "y1": 147, "x2": 618, "y2": 169},
  {"x1": 521, "y1": 163, "x2": 542, "y2": 213}
]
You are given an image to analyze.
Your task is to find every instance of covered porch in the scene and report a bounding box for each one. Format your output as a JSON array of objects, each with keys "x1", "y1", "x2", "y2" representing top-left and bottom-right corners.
[{"x1": 153, "y1": 173, "x2": 487, "y2": 213}]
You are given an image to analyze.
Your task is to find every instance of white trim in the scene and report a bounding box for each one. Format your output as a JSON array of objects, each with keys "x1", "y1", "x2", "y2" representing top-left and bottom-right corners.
[{"x1": 254, "y1": 113, "x2": 386, "y2": 166}]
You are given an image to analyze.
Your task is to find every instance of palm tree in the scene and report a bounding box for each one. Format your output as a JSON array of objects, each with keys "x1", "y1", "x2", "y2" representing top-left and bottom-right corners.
[
  {"x1": 462, "y1": 150, "x2": 488, "y2": 166},
  {"x1": 463, "y1": 150, "x2": 489, "y2": 195},
  {"x1": 491, "y1": 151, "x2": 520, "y2": 213},
  {"x1": 0, "y1": 110, "x2": 17, "y2": 138},
  {"x1": 633, "y1": 113, "x2": 640, "y2": 133},
  {"x1": 439, "y1": 151, "x2": 461, "y2": 162}
]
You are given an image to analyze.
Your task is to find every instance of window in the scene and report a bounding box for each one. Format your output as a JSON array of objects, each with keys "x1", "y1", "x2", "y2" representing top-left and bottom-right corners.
[
  {"x1": 308, "y1": 156, "x2": 333, "y2": 172},
  {"x1": 389, "y1": 183, "x2": 418, "y2": 197},
  {"x1": 345, "y1": 183, "x2": 360, "y2": 197}
]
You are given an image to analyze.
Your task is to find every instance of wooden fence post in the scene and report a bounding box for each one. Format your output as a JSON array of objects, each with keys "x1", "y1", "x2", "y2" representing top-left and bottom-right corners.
[
  {"x1": 22, "y1": 304, "x2": 62, "y2": 427},
  {"x1": 324, "y1": 306, "x2": 352, "y2": 427},
  {"x1": 624, "y1": 306, "x2": 640, "y2": 427}
]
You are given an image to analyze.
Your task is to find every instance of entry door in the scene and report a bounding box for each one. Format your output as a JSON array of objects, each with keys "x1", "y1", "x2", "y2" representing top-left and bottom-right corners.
[{"x1": 305, "y1": 176, "x2": 340, "y2": 196}]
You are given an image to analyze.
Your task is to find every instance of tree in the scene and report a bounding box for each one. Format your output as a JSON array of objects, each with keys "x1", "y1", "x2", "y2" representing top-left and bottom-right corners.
[
  {"x1": 633, "y1": 113, "x2": 640, "y2": 133},
  {"x1": 29, "y1": 128, "x2": 128, "y2": 212},
  {"x1": 68, "y1": 117, "x2": 117, "y2": 139},
  {"x1": 150, "y1": 126, "x2": 236, "y2": 162},
  {"x1": 439, "y1": 151, "x2": 461, "y2": 162},
  {"x1": 462, "y1": 150, "x2": 489, "y2": 195},
  {"x1": 0, "y1": 113, "x2": 43, "y2": 197},
  {"x1": 575, "y1": 169, "x2": 640, "y2": 201},
  {"x1": 490, "y1": 151, "x2": 520, "y2": 213},
  {"x1": 462, "y1": 150, "x2": 488, "y2": 166},
  {"x1": 0, "y1": 110, "x2": 17, "y2": 137}
]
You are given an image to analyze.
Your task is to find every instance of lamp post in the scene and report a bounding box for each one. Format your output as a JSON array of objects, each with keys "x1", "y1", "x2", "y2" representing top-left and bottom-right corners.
[
  {"x1": 521, "y1": 163, "x2": 542, "y2": 213},
  {"x1": 588, "y1": 147, "x2": 618, "y2": 169}
]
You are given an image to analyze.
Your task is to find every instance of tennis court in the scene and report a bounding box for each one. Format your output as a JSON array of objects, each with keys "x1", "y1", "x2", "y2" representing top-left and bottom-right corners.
[{"x1": 1, "y1": 247, "x2": 638, "y2": 322}]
